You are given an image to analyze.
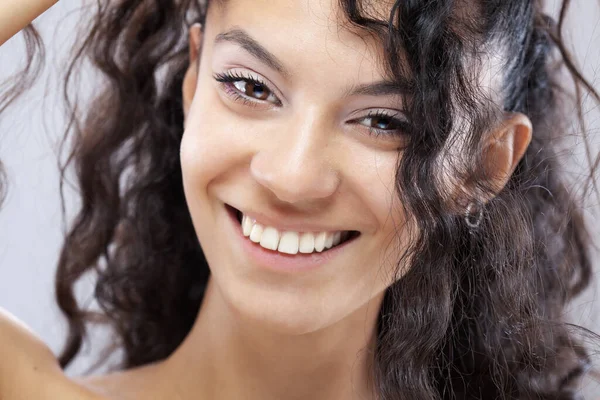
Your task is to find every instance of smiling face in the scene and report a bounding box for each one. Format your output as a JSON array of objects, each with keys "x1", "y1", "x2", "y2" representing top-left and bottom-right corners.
[{"x1": 179, "y1": 0, "x2": 418, "y2": 334}]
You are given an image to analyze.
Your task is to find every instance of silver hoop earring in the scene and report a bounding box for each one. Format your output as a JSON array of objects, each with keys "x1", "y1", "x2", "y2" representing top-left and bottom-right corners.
[{"x1": 465, "y1": 201, "x2": 483, "y2": 229}]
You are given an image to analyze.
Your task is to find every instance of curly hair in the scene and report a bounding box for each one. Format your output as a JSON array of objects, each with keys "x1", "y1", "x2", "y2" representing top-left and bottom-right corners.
[{"x1": 2, "y1": 0, "x2": 600, "y2": 398}]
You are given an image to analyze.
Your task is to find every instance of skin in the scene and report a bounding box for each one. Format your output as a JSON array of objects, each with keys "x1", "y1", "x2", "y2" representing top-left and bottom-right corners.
[
  {"x1": 0, "y1": 0, "x2": 532, "y2": 399},
  {"x1": 0, "y1": 0, "x2": 57, "y2": 45}
]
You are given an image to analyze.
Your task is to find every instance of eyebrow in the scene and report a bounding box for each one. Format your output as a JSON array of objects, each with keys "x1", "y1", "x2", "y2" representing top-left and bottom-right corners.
[
  {"x1": 214, "y1": 27, "x2": 412, "y2": 98},
  {"x1": 215, "y1": 28, "x2": 291, "y2": 78}
]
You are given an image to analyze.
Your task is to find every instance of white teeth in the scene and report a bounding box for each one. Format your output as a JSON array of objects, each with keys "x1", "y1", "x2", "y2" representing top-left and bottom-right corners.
[
  {"x1": 242, "y1": 216, "x2": 253, "y2": 237},
  {"x1": 332, "y1": 232, "x2": 341, "y2": 246},
  {"x1": 238, "y1": 212, "x2": 352, "y2": 255},
  {"x1": 314, "y1": 232, "x2": 326, "y2": 252},
  {"x1": 298, "y1": 232, "x2": 315, "y2": 254},
  {"x1": 324, "y1": 233, "x2": 334, "y2": 249},
  {"x1": 249, "y1": 224, "x2": 264, "y2": 243},
  {"x1": 260, "y1": 227, "x2": 280, "y2": 250},
  {"x1": 278, "y1": 232, "x2": 299, "y2": 254}
]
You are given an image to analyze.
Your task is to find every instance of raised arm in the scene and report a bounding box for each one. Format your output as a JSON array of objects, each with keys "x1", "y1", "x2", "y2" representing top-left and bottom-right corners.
[{"x1": 0, "y1": 0, "x2": 58, "y2": 45}]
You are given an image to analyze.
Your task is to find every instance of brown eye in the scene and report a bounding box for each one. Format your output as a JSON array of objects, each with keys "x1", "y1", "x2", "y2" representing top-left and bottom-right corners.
[
  {"x1": 234, "y1": 80, "x2": 270, "y2": 101},
  {"x1": 357, "y1": 110, "x2": 408, "y2": 138},
  {"x1": 368, "y1": 116, "x2": 394, "y2": 130},
  {"x1": 214, "y1": 71, "x2": 281, "y2": 105}
]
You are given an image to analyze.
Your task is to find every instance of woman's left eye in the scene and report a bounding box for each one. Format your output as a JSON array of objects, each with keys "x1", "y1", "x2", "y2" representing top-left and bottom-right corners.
[
  {"x1": 357, "y1": 110, "x2": 409, "y2": 137},
  {"x1": 213, "y1": 71, "x2": 281, "y2": 106}
]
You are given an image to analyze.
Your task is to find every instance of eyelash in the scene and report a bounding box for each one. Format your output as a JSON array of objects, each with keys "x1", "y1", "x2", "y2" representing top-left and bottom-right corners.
[
  {"x1": 214, "y1": 71, "x2": 282, "y2": 106},
  {"x1": 213, "y1": 71, "x2": 410, "y2": 138}
]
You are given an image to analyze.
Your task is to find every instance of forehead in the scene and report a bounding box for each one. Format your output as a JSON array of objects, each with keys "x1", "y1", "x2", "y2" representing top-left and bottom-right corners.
[
  {"x1": 206, "y1": 0, "x2": 504, "y2": 106},
  {"x1": 207, "y1": 0, "x2": 395, "y2": 83}
]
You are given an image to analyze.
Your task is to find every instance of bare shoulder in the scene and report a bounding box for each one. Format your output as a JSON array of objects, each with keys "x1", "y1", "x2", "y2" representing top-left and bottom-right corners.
[
  {"x1": 75, "y1": 362, "x2": 168, "y2": 400},
  {"x1": 0, "y1": 308, "x2": 104, "y2": 400},
  {"x1": 0, "y1": 308, "x2": 57, "y2": 368}
]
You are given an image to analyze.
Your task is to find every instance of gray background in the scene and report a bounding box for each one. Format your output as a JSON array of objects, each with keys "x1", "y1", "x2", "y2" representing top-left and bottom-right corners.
[{"x1": 0, "y1": 0, "x2": 599, "y2": 389}]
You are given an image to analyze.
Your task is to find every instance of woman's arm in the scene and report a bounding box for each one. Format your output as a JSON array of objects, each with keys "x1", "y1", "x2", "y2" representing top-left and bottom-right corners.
[
  {"x1": 0, "y1": 0, "x2": 58, "y2": 45},
  {"x1": 0, "y1": 308, "x2": 104, "y2": 400},
  {"x1": 0, "y1": 308, "x2": 58, "y2": 391}
]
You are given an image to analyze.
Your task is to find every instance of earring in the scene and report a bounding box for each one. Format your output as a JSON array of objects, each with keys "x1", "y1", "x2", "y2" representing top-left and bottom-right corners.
[{"x1": 464, "y1": 201, "x2": 483, "y2": 229}]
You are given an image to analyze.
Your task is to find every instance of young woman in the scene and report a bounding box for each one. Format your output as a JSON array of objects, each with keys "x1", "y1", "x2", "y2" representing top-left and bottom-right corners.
[{"x1": 1, "y1": 0, "x2": 599, "y2": 399}]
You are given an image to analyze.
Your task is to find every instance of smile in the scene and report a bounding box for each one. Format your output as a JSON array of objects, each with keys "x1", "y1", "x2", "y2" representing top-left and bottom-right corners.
[
  {"x1": 238, "y1": 211, "x2": 356, "y2": 255},
  {"x1": 225, "y1": 204, "x2": 360, "y2": 271}
]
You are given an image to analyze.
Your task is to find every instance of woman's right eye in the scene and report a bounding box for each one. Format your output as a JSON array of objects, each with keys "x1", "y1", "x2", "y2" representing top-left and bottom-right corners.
[{"x1": 213, "y1": 71, "x2": 282, "y2": 107}]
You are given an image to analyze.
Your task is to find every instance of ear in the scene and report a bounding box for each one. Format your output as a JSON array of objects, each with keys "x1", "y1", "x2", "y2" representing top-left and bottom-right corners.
[
  {"x1": 183, "y1": 23, "x2": 203, "y2": 122},
  {"x1": 478, "y1": 112, "x2": 532, "y2": 202}
]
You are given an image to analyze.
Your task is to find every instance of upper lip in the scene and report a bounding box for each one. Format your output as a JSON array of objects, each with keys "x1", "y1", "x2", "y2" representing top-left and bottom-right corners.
[{"x1": 228, "y1": 204, "x2": 355, "y2": 234}]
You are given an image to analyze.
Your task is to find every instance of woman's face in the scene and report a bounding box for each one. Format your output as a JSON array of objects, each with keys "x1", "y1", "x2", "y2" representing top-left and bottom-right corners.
[{"x1": 180, "y1": 0, "x2": 411, "y2": 333}]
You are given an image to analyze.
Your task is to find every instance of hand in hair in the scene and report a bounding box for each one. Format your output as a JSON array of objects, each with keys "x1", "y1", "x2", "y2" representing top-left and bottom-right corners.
[{"x1": 0, "y1": 0, "x2": 57, "y2": 45}]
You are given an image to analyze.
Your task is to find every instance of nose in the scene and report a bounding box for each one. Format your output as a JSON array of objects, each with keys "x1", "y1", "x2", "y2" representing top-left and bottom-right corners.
[{"x1": 250, "y1": 109, "x2": 340, "y2": 204}]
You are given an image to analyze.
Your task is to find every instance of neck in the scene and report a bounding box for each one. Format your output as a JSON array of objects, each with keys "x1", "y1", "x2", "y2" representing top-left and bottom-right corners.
[{"x1": 162, "y1": 277, "x2": 383, "y2": 400}]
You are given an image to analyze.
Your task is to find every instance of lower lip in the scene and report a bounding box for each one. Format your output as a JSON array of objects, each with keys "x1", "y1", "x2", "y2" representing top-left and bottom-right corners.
[{"x1": 225, "y1": 205, "x2": 359, "y2": 273}]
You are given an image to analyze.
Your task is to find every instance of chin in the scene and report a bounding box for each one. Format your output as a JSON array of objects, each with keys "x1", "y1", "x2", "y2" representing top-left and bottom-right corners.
[{"x1": 215, "y1": 272, "x2": 341, "y2": 336}]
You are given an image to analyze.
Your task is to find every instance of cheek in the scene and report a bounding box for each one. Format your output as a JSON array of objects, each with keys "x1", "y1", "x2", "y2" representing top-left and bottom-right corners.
[
  {"x1": 180, "y1": 124, "x2": 226, "y2": 189},
  {"x1": 180, "y1": 89, "x2": 252, "y2": 191},
  {"x1": 352, "y1": 151, "x2": 411, "y2": 276},
  {"x1": 348, "y1": 149, "x2": 401, "y2": 228}
]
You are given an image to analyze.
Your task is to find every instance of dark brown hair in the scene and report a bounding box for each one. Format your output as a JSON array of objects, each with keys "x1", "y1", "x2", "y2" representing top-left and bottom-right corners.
[{"x1": 2, "y1": 0, "x2": 600, "y2": 398}]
